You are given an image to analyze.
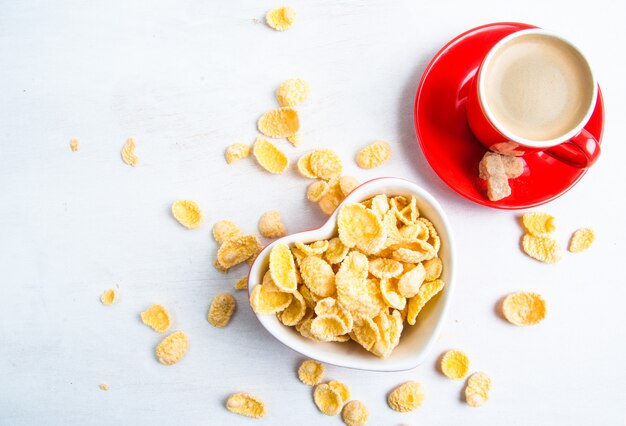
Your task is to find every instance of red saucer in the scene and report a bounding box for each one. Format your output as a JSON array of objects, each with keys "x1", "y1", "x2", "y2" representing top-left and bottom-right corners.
[{"x1": 414, "y1": 22, "x2": 605, "y2": 209}]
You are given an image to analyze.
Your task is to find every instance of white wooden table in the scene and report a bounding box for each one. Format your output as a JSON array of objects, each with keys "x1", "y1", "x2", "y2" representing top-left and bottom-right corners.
[{"x1": 1, "y1": 1, "x2": 624, "y2": 424}]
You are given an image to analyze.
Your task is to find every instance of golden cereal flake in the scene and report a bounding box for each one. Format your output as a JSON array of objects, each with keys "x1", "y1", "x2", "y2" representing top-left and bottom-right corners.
[
  {"x1": 252, "y1": 137, "x2": 289, "y2": 174},
  {"x1": 277, "y1": 289, "x2": 306, "y2": 326},
  {"x1": 258, "y1": 210, "x2": 286, "y2": 239},
  {"x1": 257, "y1": 107, "x2": 299, "y2": 138},
  {"x1": 422, "y1": 257, "x2": 443, "y2": 281},
  {"x1": 234, "y1": 275, "x2": 248, "y2": 291},
  {"x1": 440, "y1": 350, "x2": 470, "y2": 380},
  {"x1": 249, "y1": 284, "x2": 292, "y2": 314},
  {"x1": 324, "y1": 237, "x2": 349, "y2": 264},
  {"x1": 465, "y1": 372, "x2": 492, "y2": 407},
  {"x1": 100, "y1": 288, "x2": 118, "y2": 305},
  {"x1": 407, "y1": 279, "x2": 444, "y2": 325},
  {"x1": 391, "y1": 240, "x2": 436, "y2": 264},
  {"x1": 171, "y1": 200, "x2": 203, "y2": 229},
  {"x1": 69, "y1": 138, "x2": 80, "y2": 152},
  {"x1": 338, "y1": 204, "x2": 386, "y2": 254},
  {"x1": 329, "y1": 381, "x2": 350, "y2": 402},
  {"x1": 339, "y1": 176, "x2": 359, "y2": 196},
  {"x1": 298, "y1": 360, "x2": 325, "y2": 385},
  {"x1": 388, "y1": 381, "x2": 425, "y2": 412},
  {"x1": 212, "y1": 220, "x2": 241, "y2": 244},
  {"x1": 342, "y1": 400, "x2": 368, "y2": 426},
  {"x1": 208, "y1": 293, "x2": 236, "y2": 328},
  {"x1": 311, "y1": 314, "x2": 349, "y2": 341},
  {"x1": 350, "y1": 316, "x2": 380, "y2": 351},
  {"x1": 522, "y1": 212, "x2": 556, "y2": 237},
  {"x1": 307, "y1": 180, "x2": 330, "y2": 202},
  {"x1": 265, "y1": 6, "x2": 296, "y2": 31},
  {"x1": 569, "y1": 228, "x2": 595, "y2": 253},
  {"x1": 297, "y1": 151, "x2": 317, "y2": 178},
  {"x1": 141, "y1": 304, "x2": 172, "y2": 333},
  {"x1": 309, "y1": 149, "x2": 343, "y2": 181},
  {"x1": 217, "y1": 234, "x2": 262, "y2": 269},
  {"x1": 380, "y1": 279, "x2": 406, "y2": 310},
  {"x1": 300, "y1": 256, "x2": 336, "y2": 298},
  {"x1": 314, "y1": 383, "x2": 344, "y2": 416},
  {"x1": 99, "y1": 383, "x2": 108, "y2": 391},
  {"x1": 155, "y1": 331, "x2": 189, "y2": 365},
  {"x1": 276, "y1": 78, "x2": 309, "y2": 107},
  {"x1": 226, "y1": 392, "x2": 266, "y2": 418},
  {"x1": 121, "y1": 137, "x2": 138, "y2": 167},
  {"x1": 318, "y1": 180, "x2": 344, "y2": 215},
  {"x1": 397, "y1": 263, "x2": 425, "y2": 298},
  {"x1": 417, "y1": 217, "x2": 441, "y2": 252},
  {"x1": 314, "y1": 297, "x2": 353, "y2": 332},
  {"x1": 368, "y1": 258, "x2": 403, "y2": 279},
  {"x1": 269, "y1": 243, "x2": 298, "y2": 293},
  {"x1": 295, "y1": 240, "x2": 329, "y2": 256},
  {"x1": 287, "y1": 134, "x2": 301, "y2": 147},
  {"x1": 522, "y1": 234, "x2": 562, "y2": 263},
  {"x1": 225, "y1": 143, "x2": 250, "y2": 164},
  {"x1": 502, "y1": 292, "x2": 546, "y2": 326},
  {"x1": 355, "y1": 140, "x2": 392, "y2": 169}
]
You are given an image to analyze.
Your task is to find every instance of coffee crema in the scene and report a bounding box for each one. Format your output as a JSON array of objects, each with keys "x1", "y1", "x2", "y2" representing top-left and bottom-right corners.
[{"x1": 482, "y1": 34, "x2": 594, "y2": 142}]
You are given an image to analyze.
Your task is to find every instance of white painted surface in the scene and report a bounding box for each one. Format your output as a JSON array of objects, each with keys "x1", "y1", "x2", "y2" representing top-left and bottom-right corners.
[{"x1": 0, "y1": 1, "x2": 624, "y2": 425}]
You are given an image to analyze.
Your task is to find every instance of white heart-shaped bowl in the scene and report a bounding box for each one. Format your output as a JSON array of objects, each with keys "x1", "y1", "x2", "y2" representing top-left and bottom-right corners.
[{"x1": 248, "y1": 177, "x2": 455, "y2": 371}]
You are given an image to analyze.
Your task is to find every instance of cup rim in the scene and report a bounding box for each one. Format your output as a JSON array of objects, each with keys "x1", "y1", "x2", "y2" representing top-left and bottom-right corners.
[{"x1": 477, "y1": 28, "x2": 598, "y2": 148}]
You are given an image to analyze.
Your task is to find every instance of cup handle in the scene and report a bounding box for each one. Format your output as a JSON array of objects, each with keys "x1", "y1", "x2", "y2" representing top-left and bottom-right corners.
[{"x1": 544, "y1": 128, "x2": 601, "y2": 168}]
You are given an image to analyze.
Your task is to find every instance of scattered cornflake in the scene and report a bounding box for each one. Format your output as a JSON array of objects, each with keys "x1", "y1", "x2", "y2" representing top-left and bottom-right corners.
[
  {"x1": 257, "y1": 107, "x2": 299, "y2": 138},
  {"x1": 307, "y1": 180, "x2": 329, "y2": 202},
  {"x1": 355, "y1": 140, "x2": 392, "y2": 169},
  {"x1": 155, "y1": 331, "x2": 189, "y2": 365},
  {"x1": 465, "y1": 372, "x2": 492, "y2": 407},
  {"x1": 297, "y1": 151, "x2": 317, "y2": 178},
  {"x1": 440, "y1": 349, "x2": 470, "y2": 380},
  {"x1": 522, "y1": 234, "x2": 562, "y2": 263},
  {"x1": 225, "y1": 143, "x2": 250, "y2": 164},
  {"x1": 339, "y1": 176, "x2": 359, "y2": 196},
  {"x1": 252, "y1": 137, "x2": 289, "y2": 174},
  {"x1": 287, "y1": 134, "x2": 301, "y2": 146},
  {"x1": 234, "y1": 275, "x2": 248, "y2": 291},
  {"x1": 329, "y1": 380, "x2": 350, "y2": 402},
  {"x1": 208, "y1": 293, "x2": 236, "y2": 328},
  {"x1": 297, "y1": 360, "x2": 325, "y2": 385},
  {"x1": 100, "y1": 288, "x2": 118, "y2": 305},
  {"x1": 69, "y1": 138, "x2": 80, "y2": 152},
  {"x1": 277, "y1": 78, "x2": 309, "y2": 107},
  {"x1": 265, "y1": 6, "x2": 296, "y2": 31},
  {"x1": 314, "y1": 383, "x2": 344, "y2": 416},
  {"x1": 171, "y1": 200, "x2": 203, "y2": 229},
  {"x1": 569, "y1": 228, "x2": 595, "y2": 253},
  {"x1": 309, "y1": 149, "x2": 343, "y2": 181},
  {"x1": 318, "y1": 180, "x2": 344, "y2": 215},
  {"x1": 522, "y1": 212, "x2": 556, "y2": 237},
  {"x1": 141, "y1": 304, "x2": 172, "y2": 333},
  {"x1": 501, "y1": 292, "x2": 546, "y2": 326},
  {"x1": 226, "y1": 392, "x2": 266, "y2": 418},
  {"x1": 217, "y1": 234, "x2": 262, "y2": 269},
  {"x1": 258, "y1": 210, "x2": 286, "y2": 239},
  {"x1": 388, "y1": 381, "x2": 425, "y2": 412},
  {"x1": 99, "y1": 383, "x2": 108, "y2": 391},
  {"x1": 121, "y1": 137, "x2": 138, "y2": 167},
  {"x1": 213, "y1": 220, "x2": 241, "y2": 244},
  {"x1": 342, "y1": 400, "x2": 368, "y2": 426}
]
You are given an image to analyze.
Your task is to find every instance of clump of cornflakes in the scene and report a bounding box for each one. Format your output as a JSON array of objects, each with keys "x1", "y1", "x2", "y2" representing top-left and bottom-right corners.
[
  {"x1": 257, "y1": 108, "x2": 299, "y2": 139},
  {"x1": 100, "y1": 289, "x2": 118, "y2": 305},
  {"x1": 277, "y1": 78, "x2": 309, "y2": 107},
  {"x1": 440, "y1": 350, "x2": 470, "y2": 379},
  {"x1": 501, "y1": 292, "x2": 546, "y2": 326},
  {"x1": 265, "y1": 6, "x2": 296, "y2": 31},
  {"x1": 522, "y1": 234, "x2": 562, "y2": 263},
  {"x1": 252, "y1": 137, "x2": 289, "y2": 174},
  {"x1": 342, "y1": 400, "x2": 368, "y2": 426},
  {"x1": 388, "y1": 381, "x2": 425, "y2": 412},
  {"x1": 208, "y1": 293, "x2": 236, "y2": 328},
  {"x1": 121, "y1": 137, "x2": 138, "y2": 167},
  {"x1": 171, "y1": 200, "x2": 203, "y2": 229},
  {"x1": 569, "y1": 228, "x2": 594, "y2": 253},
  {"x1": 297, "y1": 360, "x2": 325, "y2": 385},
  {"x1": 155, "y1": 331, "x2": 189, "y2": 365},
  {"x1": 141, "y1": 304, "x2": 172, "y2": 333},
  {"x1": 465, "y1": 372, "x2": 492, "y2": 407},
  {"x1": 258, "y1": 210, "x2": 287, "y2": 239},
  {"x1": 225, "y1": 144, "x2": 250, "y2": 164},
  {"x1": 355, "y1": 140, "x2": 392, "y2": 169},
  {"x1": 69, "y1": 138, "x2": 80, "y2": 152},
  {"x1": 226, "y1": 392, "x2": 266, "y2": 418}
]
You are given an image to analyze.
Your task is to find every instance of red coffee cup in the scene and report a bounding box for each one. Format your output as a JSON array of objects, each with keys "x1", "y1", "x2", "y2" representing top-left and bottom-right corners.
[{"x1": 467, "y1": 29, "x2": 600, "y2": 168}]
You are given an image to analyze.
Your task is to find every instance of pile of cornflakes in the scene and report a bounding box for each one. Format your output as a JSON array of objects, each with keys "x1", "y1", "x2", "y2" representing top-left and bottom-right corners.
[
  {"x1": 212, "y1": 220, "x2": 263, "y2": 272},
  {"x1": 250, "y1": 193, "x2": 445, "y2": 358}
]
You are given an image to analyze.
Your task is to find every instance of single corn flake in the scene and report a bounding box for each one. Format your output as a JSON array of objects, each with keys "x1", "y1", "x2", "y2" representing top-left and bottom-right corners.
[
  {"x1": 208, "y1": 293, "x2": 236, "y2": 328},
  {"x1": 342, "y1": 400, "x2": 368, "y2": 426},
  {"x1": 249, "y1": 284, "x2": 292, "y2": 314},
  {"x1": 522, "y1": 234, "x2": 562, "y2": 263},
  {"x1": 440, "y1": 349, "x2": 470, "y2": 380},
  {"x1": 297, "y1": 360, "x2": 325, "y2": 386},
  {"x1": 269, "y1": 243, "x2": 297, "y2": 293},
  {"x1": 276, "y1": 78, "x2": 309, "y2": 107},
  {"x1": 369, "y1": 257, "x2": 403, "y2": 279},
  {"x1": 309, "y1": 149, "x2": 343, "y2": 181},
  {"x1": 252, "y1": 137, "x2": 289, "y2": 174},
  {"x1": 569, "y1": 228, "x2": 595, "y2": 253},
  {"x1": 522, "y1": 212, "x2": 556, "y2": 237},
  {"x1": 355, "y1": 140, "x2": 392, "y2": 169},
  {"x1": 226, "y1": 392, "x2": 266, "y2": 418},
  {"x1": 311, "y1": 314, "x2": 349, "y2": 341},
  {"x1": 225, "y1": 143, "x2": 250, "y2": 164},
  {"x1": 407, "y1": 279, "x2": 444, "y2": 325},
  {"x1": 265, "y1": 6, "x2": 296, "y2": 31},
  {"x1": 300, "y1": 255, "x2": 336, "y2": 297},
  {"x1": 380, "y1": 279, "x2": 406, "y2": 311},
  {"x1": 121, "y1": 137, "x2": 138, "y2": 167},
  {"x1": 501, "y1": 292, "x2": 546, "y2": 326},
  {"x1": 295, "y1": 240, "x2": 329, "y2": 256},
  {"x1": 141, "y1": 304, "x2": 171, "y2": 333},
  {"x1": 99, "y1": 383, "x2": 108, "y2": 391},
  {"x1": 277, "y1": 289, "x2": 306, "y2": 326},
  {"x1": 217, "y1": 234, "x2": 262, "y2": 269},
  {"x1": 397, "y1": 263, "x2": 425, "y2": 298},
  {"x1": 287, "y1": 134, "x2": 301, "y2": 147},
  {"x1": 69, "y1": 138, "x2": 80, "y2": 152},
  {"x1": 324, "y1": 237, "x2": 349, "y2": 264},
  {"x1": 100, "y1": 288, "x2": 118, "y2": 305},
  {"x1": 318, "y1": 180, "x2": 344, "y2": 215},
  {"x1": 388, "y1": 381, "x2": 425, "y2": 412},
  {"x1": 314, "y1": 383, "x2": 344, "y2": 416},
  {"x1": 212, "y1": 220, "x2": 241, "y2": 244},
  {"x1": 350, "y1": 316, "x2": 380, "y2": 351},
  {"x1": 155, "y1": 331, "x2": 189, "y2": 365},
  {"x1": 258, "y1": 210, "x2": 286, "y2": 239},
  {"x1": 307, "y1": 180, "x2": 330, "y2": 202},
  {"x1": 234, "y1": 275, "x2": 248, "y2": 291},
  {"x1": 329, "y1": 380, "x2": 350, "y2": 402},
  {"x1": 338, "y1": 204, "x2": 386, "y2": 254},
  {"x1": 171, "y1": 200, "x2": 203, "y2": 229},
  {"x1": 257, "y1": 107, "x2": 299, "y2": 138},
  {"x1": 422, "y1": 257, "x2": 443, "y2": 281},
  {"x1": 339, "y1": 176, "x2": 359, "y2": 196},
  {"x1": 297, "y1": 151, "x2": 317, "y2": 178},
  {"x1": 465, "y1": 372, "x2": 492, "y2": 407}
]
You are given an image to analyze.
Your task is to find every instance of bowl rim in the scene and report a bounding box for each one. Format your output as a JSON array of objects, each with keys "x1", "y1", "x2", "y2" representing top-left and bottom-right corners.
[{"x1": 247, "y1": 177, "x2": 456, "y2": 371}]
